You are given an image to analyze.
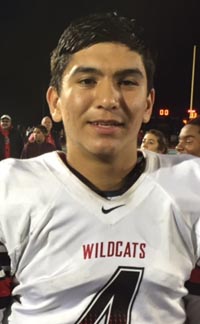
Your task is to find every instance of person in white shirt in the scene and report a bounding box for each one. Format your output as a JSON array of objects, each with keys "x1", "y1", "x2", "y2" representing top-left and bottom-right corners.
[{"x1": 0, "y1": 12, "x2": 200, "y2": 324}]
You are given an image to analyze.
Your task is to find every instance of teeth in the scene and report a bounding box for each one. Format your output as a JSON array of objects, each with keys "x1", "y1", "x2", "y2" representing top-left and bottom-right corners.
[{"x1": 92, "y1": 121, "x2": 121, "y2": 126}]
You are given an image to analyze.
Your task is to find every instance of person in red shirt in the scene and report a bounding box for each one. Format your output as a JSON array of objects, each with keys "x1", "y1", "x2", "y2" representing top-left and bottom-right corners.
[
  {"x1": 21, "y1": 125, "x2": 56, "y2": 159},
  {"x1": 28, "y1": 116, "x2": 62, "y2": 150},
  {"x1": 0, "y1": 114, "x2": 23, "y2": 160}
]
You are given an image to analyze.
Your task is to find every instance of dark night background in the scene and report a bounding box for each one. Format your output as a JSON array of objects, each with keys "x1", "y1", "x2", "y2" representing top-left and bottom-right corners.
[{"x1": 0, "y1": 0, "x2": 200, "y2": 135}]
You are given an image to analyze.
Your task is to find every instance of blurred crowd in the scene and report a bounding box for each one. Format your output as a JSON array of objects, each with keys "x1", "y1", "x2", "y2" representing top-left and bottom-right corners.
[
  {"x1": 0, "y1": 114, "x2": 66, "y2": 161},
  {"x1": 138, "y1": 116, "x2": 200, "y2": 157}
]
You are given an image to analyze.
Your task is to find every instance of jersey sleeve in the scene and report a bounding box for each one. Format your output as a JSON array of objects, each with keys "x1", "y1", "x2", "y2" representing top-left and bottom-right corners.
[{"x1": 0, "y1": 243, "x2": 12, "y2": 324}]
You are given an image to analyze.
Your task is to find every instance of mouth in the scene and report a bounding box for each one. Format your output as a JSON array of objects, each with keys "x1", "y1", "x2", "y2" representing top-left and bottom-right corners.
[{"x1": 88, "y1": 120, "x2": 124, "y2": 127}]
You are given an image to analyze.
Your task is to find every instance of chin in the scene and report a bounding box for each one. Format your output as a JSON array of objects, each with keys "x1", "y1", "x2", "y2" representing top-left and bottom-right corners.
[
  {"x1": 95, "y1": 152, "x2": 116, "y2": 163},
  {"x1": 91, "y1": 145, "x2": 118, "y2": 162}
]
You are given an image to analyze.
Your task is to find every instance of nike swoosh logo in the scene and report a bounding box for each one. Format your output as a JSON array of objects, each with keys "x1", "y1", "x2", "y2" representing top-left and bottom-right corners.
[{"x1": 101, "y1": 204, "x2": 125, "y2": 214}]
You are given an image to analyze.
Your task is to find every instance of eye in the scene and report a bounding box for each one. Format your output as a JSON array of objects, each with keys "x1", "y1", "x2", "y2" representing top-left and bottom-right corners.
[
  {"x1": 79, "y1": 78, "x2": 97, "y2": 86},
  {"x1": 118, "y1": 79, "x2": 138, "y2": 87},
  {"x1": 185, "y1": 139, "x2": 193, "y2": 144}
]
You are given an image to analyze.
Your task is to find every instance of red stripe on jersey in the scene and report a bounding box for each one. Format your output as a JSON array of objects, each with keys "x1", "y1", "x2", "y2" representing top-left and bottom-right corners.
[
  {"x1": 0, "y1": 277, "x2": 12, "y2": 297},
  {"x1": 189, "y1": 266, "x2": 200, "y2": 284}
]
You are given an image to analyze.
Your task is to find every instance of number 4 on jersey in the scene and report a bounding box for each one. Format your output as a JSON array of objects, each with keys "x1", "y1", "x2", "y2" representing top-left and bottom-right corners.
[{"x1": 75, "y1": 266, "x2": 144, "y2": 324}]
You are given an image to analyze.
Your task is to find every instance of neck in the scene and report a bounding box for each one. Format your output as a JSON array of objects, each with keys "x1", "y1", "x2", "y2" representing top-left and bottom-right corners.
[{"x1": 66, "y1": 147, "x2": 138, "y2": 191}]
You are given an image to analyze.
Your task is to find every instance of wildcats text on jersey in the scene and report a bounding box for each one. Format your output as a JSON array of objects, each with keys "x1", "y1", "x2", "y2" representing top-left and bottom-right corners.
[{"x1": 82, "y1": 241, "x2": 146, "y2": 260}]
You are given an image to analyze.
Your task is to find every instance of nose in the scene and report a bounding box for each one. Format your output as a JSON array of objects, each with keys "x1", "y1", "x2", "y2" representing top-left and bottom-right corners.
[
  {"x1": 141, "y1": 143, "x2": 147, "y2": 149},
  {"x1": 95, "y1": 79, "x2": 120, "y2": 110},
  {"x1": 175, "y1": 142, "x2": 184, "y2": 153}
]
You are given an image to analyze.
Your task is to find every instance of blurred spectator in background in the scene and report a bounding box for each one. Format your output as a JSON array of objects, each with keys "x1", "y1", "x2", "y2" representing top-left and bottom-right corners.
[
  {"x1": 0, "y1": 114, "x2": 23, "y2": 161},
  {"x1": 28, "y1": 116, "x2": 61, "y2": 150},
  {"x1": 21, "y1": 125, "x2": 56, "y2": 159},
  {"x1": 140, "y1": 129, "x2": 168, "y2": 154},
  {"x1": 17, "y1": 124, "x2": 26, "y2": 141},
  {"x1": 25, "y1": 126, "x2": 34, "y2": 141},
  {"x1": 41, "y1": 116, "x2": 61, "y2": 149},
  {"x1": 176, "y1": 116, "x2": 200, "y2": 157}
]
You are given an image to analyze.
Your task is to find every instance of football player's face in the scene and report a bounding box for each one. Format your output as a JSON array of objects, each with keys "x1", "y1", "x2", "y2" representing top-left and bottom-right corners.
[
  {"x1": 47, "y1": 42, "x2": 155, "y2": 161},
  {"x1": 176, "y1": 124, "x2": 200, "y2": 157}
]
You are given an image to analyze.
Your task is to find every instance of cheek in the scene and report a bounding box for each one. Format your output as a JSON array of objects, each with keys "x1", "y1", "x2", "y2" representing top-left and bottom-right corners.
[
  {"x1": 192, "y1": 144, "x2": 200, "y2": 153},
  {"x1": 126, "y1": 96, "x2": 149, "y2": 120},
  {"x1": 61, "y1": 90, "x2": 93, "y2": 125},
  {"x1": 60, "y1": 95, "x2": 83, "y2": 134}
]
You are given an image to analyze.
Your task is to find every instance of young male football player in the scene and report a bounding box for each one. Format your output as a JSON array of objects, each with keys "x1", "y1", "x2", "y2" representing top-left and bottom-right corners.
[
  {"x1": 176, "y1": 116, "x2": 200, "y2": 157},
  {"x1": 0, "y1": 12, "x2": 200, "y2": 324}
]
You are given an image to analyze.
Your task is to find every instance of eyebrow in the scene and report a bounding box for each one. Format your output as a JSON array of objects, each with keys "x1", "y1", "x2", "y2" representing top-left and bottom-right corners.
[
  {"x1": 71, "y1": 67, "x2": 102, "y2": 76},
  {"x1": 70, "y1": 66, "x2": 144, "y2": 79},
  {"x1": 114, "y1": 68, "x2": 144, "y2": 79},
  {"x1": 179, "y1": 135, "x2": 195, "y2": 140}
]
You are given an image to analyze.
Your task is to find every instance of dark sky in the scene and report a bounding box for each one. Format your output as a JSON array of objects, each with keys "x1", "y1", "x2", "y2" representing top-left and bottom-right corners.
[{"x1": 0, "y1": 0, "x2": 200, "y2": 127}]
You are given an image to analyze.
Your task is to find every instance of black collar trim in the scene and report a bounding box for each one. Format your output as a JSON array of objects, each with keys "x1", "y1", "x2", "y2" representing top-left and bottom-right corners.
[{"x1": 58, "y1": 151, "x2": 146, "y2": 198}]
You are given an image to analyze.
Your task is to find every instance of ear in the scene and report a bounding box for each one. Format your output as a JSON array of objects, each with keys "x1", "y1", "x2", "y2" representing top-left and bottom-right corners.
[
  {"x1": 46, "y1": 86, "x2": 62, "y2": 123},
  {"x1": 142, "y1": 88, "x2": 155, "y2": 124}
]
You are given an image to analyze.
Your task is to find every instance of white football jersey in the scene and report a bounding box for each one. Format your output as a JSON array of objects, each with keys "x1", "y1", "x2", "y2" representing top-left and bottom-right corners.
[{"x1": 0, "y1": 151, "x2": 200, "y2": 324}]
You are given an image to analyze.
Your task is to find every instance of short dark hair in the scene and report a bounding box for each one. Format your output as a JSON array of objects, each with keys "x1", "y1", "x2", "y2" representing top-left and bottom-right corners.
[
  {"x1": 145, "y1": 129, "x2": 168, "y2": 154},
  {"x1": 49, "y1": 12, "x2": 156, "y2": 94},
  {"x1": 34, "y1": 125, "x2": 48, "y2": 135},
  {"x1": 187, "y1": 116, "x2": 200, "y2": 131}
]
